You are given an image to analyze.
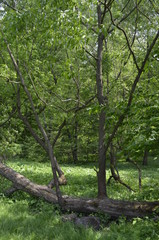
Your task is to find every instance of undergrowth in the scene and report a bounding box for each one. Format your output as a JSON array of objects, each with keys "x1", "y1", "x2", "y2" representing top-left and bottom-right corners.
[{"x1": 0, "y1": 158, "x2": 159, "y2": 239}]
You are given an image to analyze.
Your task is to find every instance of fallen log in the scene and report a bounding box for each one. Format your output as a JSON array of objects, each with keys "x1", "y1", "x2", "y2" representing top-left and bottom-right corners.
[{"x1": 0, "y1": 161, "x2": 159, "y2": 218}]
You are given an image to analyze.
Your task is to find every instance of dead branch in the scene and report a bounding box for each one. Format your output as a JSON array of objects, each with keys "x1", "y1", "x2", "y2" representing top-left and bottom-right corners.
[
  {"x1": 52, "y1": 119, "x2": 66, "y2": 147},
  {"x1": 108, "y1": 143, "x2": 134, "y2": 192}
]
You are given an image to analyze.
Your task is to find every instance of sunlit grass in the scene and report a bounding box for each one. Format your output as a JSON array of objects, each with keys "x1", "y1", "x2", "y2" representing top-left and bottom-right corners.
[
  {"x1": 0, "y1": 157, "x2": 159, "y2": 239},
  {"x1": 4, "y1": 157, "x2": 159, "y2": 201}
]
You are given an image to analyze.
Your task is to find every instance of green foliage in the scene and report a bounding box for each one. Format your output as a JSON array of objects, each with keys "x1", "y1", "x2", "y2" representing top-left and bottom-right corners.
[
  {"x1": 21, "y1": 137, "x2": 47, "y2": 162},
  {"x1": 102, "y1": 217, "x2": 159, "y2": 240},
  {"x1": 0, "y1": 0, "x2": 158, "y2": 164},
  {"x1": 118, "y1": 76, "x2": 159, "y2": 159},
  {"x1": 0, "y1": 0, "x2": 159, "y2": 238}
]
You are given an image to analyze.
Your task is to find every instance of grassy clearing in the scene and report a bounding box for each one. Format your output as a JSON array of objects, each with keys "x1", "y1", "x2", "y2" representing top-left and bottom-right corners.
[{"x1": 0, "y1": 158, "x2": 159, "y2": 239}]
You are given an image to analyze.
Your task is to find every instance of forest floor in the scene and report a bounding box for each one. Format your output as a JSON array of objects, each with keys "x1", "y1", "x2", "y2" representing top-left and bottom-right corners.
[{"x1": 0, "y1": 158, "x2": 159, "y2": 240}]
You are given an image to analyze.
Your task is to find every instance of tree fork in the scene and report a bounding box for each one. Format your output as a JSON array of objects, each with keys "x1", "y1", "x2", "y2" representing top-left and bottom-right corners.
[
  {"x1": 2, "y1": 36, "x2": 63, "y2": 206},
  {"x1": 108, "y1": 143, "x2": 134, "y2": 192}
]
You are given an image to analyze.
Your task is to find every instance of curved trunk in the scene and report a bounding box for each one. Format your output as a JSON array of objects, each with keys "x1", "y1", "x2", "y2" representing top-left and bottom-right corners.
[{"x1": 108, "y1": 144, "x2": 134, "y2": 191}]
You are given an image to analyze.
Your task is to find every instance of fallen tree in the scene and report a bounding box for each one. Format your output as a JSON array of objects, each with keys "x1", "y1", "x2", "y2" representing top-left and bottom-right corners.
[{"x1": 0, "y1": 161, "x2": 159, "y2": 218}]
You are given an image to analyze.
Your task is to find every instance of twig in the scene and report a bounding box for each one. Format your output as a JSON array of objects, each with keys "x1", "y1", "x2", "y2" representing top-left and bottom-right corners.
[
  {"x1": 52, "y1": 119, "x2": 66, "y2": 147},
  {"x1": 83, "y1": 47, "x2": 97, "y2": 61},
  {"x1": 24, "y1": 63, "x2": 47, "y2": 105},
  {"x1": 2, "y1": 0, "x2": 20, "y2": 13},
  {"x1": 108, "y1": 8, "x2": 140, "y2": 71},
  {"x1": 108, "y1": 143, "x2": 134, "y2": 191}
]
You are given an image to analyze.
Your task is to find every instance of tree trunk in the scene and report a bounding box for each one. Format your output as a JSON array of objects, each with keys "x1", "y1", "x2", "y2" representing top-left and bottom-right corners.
[
  {"x1": 73, "y1": 119, "x2": 78, "y2": 164},
  {"x1": 97, "y1": 110, "x2": 106, "y2": 198},
  {"x1": 143, "y1": 149, "x2": 148, "y2": 166},
  {"x1": 0, "y1": 161, "x2": 159, "y2": 218},
  {"x1": 96, "y1": 3, "x2": 107, "y2": 198},
  {"x1": 67, "y1": 126, "x2": 78, "y2": 164}
]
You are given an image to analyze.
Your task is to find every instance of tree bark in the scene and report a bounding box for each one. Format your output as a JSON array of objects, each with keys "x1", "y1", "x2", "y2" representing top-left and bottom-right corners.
[
  {"x1": 96, "y1": 3, "x2": 107, "y2": 198},
  {"x1": 66, "y1": 126, "x2": 78, "y2": 164},
  {"x1": 73, "y1": 119, "x2": 78, "y2": 164},
  {"x1": 0, "y1": 161, "x2": 159, "y2": 218},
  {"x1": 108, "y1": 144, "x2": 134, "y2": 191},
  {"x1": 143, "y1": 149, "x2": 148, "y2": 166},
  {"x1": 97, "y1": 110, "x2": 106, "y2": 198},
  {"x1": 3, "y1": 40, "x2": 63, "y2": 205}
]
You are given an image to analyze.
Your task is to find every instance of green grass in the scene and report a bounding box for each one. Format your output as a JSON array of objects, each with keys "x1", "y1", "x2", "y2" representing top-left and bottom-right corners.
[{"x1": 0, "y1": 158, "x2": 159, "y2": 239}]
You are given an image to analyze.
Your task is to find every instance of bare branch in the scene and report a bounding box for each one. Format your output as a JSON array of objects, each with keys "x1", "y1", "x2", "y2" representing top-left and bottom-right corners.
[
  {"x1": 114, "y1": 9, "x2": 138, "y2": 82},
  {"x1": 16, "y1": 85, "x2": 47, "y2": 151},
  {"x1": 108, "y1": 7, "x2": 140, "y2": 71},
  {"x1": 24, "y1": 64, "x2": 47, "y2": 105},
  {"x1": 117, "y1": 0, "x2": 142, "y2": 26},
  {"x1": 16, "y1": 83, "x2": 63, "y2": 204},
  {"x1": 148, "y1": 0, "x2": 159, "y2": 14},
  {"x1": 108, "y1": 0, "x2": 142, "y2": 34},
  {"x1": 3, "y1": 40, "x2": 49, "y2": 143},
  {"x1": 137, "y1": 8, "x2": 151, "y2": 22},
  {"x1": 50, "y1": 65, "x2": 58, "y2": 85},
  {"x1": 67, "y1": 95, "x2": 96, "y2": 113},
  {"x1": 52, "y1": 119, "x2": 66, "y2": 147},
  {"x1": 83, "y1": 47, "x2": 97, "y2": 60},
  {"x1": 127, "y1": 30, "x2": 159, "y2": 106},
  {"x1": 121, "y1": 0, "x2": 131, "y2": 13},
  {"x1": 101, "y1": 0, "x2": 107, "y2": 24},
  {"x1": 2, "y1": 0, "x2": 20, "y2": 13}
]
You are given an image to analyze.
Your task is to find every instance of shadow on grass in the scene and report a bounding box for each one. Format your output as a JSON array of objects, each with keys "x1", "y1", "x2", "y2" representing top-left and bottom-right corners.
[
  {"x1": 1, "y1": 199, "x2": 159, "y2": 240},
  {"x1": 0, "y1": 201, "x2": 97, "y2": 240}
]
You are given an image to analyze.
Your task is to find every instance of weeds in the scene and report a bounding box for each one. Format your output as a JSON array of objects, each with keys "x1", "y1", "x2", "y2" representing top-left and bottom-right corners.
[{"x1": 0, "y1": 158, "x2": 159, "y2": 239}]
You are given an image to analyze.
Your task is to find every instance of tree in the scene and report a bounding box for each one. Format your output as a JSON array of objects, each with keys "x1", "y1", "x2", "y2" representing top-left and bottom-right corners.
[
  {"x1": 0, "y1": 0, "x2": 159, "y2": 217},
  {"x1": 93, "y1": 0, "x2": 159, "y2": 197}
]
